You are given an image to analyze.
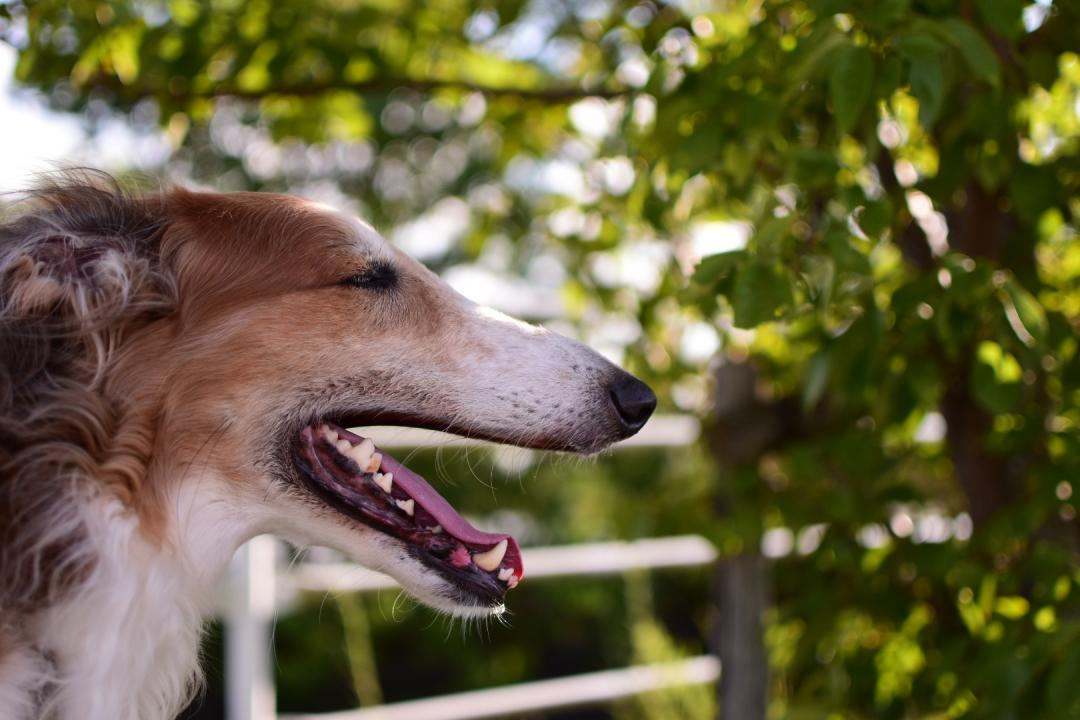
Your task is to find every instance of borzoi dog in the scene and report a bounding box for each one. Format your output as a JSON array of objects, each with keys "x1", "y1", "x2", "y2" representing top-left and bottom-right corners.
[{"x1": 0, "y1": 172, "x2": 655, "y2": 720}]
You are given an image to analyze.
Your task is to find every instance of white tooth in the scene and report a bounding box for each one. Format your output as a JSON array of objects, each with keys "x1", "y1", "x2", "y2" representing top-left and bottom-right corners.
[
  {"x1": 347, "y1": 439, "x2": 374, "y2": 468},
  {"x1": 473, "y1": 539, "x2": 508, "y2": 572},
  {"x1": 498, "y1": 568, "x2": 514, "y2": 582},
  {"x1": 335, "y1": 439, "x2": 353, "y2": 453},
  {"x1": 320, "y1": 425, "x2": 339, "y2": 442},
  {"x1": 366, "y1": 452, "x2": 382, "y2": 473},
  {"x1": 427, "y1": 524, "x2": 443, "y2": 534},
  {"x1": 373, "y1": 472, "x2": 393, "y2": 493},
  {"x1": 395, "y1": 498, "x2": 415, "y2": 516}
]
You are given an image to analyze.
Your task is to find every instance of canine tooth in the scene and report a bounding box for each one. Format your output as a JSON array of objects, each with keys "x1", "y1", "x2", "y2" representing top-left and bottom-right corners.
[
  {"x1": 498, "y1": 567, "x2": 514, "y2": 582},
  {"x1": 473, "y1": 539, "x2": 507, "y2": 572},
  {"x1": 366, "y1": 452, "x2": 382, "y2": 473},
  {"x1": 373, "y1": 472, "x2": 393, "y2": 493},
  {"x1": 427, "y1": 524, "x2": 443, "y2": 534},
  {"x1": 395, "y1": 498, "x2": 415, "y2": 516},
  {"x1": 320, "y1": 425, "x2": 339, "y2": 442},
  {"x1": 347, "y1": 439, "x2": 374, "y2": 468},
  {"x1": 335, "y1": 439, "x2": 353, "y2": 453}
]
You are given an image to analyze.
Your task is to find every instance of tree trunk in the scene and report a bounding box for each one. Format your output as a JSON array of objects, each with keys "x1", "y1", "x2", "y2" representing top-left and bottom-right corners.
[
  {"x1": 941, "y1": 359, "x2": 1018, "y2": 528},
  {"x1": 941, "y1": 183, "x2": 1024, "y2": 528}
]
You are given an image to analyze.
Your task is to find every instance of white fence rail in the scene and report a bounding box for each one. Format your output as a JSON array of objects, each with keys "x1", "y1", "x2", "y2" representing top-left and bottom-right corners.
[
  {"x1": 224, "y1": 416, "x2": 713, "y2": 720},
  {"x1": 286, "y1": 534, "x2": 718, "y2": 594},
  {"x1": 279, "y1": 656, "x2": 721, "y2": 720},
  {"x1": 226, "y1": 539, "x2": 278, "y2": 720}
]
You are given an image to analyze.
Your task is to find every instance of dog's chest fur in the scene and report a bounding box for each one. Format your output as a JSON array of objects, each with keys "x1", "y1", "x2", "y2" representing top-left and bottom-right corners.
[{"x1": 1, "y1": 484, "x2": 250, "y2": 720}]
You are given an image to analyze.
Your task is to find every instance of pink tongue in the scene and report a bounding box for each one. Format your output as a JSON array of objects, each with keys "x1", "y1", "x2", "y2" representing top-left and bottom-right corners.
[{"x1": 337, "y1": 427, "x2": 517, "y2": 549}]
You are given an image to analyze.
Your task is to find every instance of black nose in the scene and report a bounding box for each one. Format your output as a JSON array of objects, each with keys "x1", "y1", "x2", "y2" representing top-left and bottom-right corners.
[{"x1": 608, "y1": 373, "x2": 657, "y2": 434}]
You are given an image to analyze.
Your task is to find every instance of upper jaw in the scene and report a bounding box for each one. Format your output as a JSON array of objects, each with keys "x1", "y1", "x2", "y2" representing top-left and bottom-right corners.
[{"x1": 326, "y1": 406, "x2": 621, "y2": 454}]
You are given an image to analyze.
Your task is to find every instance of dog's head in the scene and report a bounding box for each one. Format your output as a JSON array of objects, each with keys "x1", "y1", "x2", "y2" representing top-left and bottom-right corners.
[
  {"x1": 0, "y1": 177, "x2": 654, "y2": 617},
  {"x1": 1, "y1": 178, "x2": 655, "y2": 616},
  {"x1": 153, "y1": 188, "x2": 654, "y2": 615}
]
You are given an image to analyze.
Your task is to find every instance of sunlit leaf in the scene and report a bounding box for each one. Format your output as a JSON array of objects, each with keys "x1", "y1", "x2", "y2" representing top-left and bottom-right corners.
[
  {"x1": 994, "y1": 596, "x2": 1030, "y2": 619},
  {"x1": 971, "y1": 341, "x2": 1022, "y2": 413},
  {"x1": 1000, "y1": 279, "x2": 1048, "y2": 348},
  {"x1": 802, "y1": 351, "x2": 831, "y2": 410}
]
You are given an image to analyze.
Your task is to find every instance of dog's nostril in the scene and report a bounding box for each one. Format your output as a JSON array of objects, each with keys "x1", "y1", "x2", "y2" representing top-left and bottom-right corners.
[{"x1": 608, "y1": 374, "x2": 657, "y2": 433}]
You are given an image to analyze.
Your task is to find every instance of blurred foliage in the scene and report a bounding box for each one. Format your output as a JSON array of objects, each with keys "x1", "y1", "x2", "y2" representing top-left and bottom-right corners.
[{"x1": 4, "y1": 0, "x2": 1080, "y2": 717}]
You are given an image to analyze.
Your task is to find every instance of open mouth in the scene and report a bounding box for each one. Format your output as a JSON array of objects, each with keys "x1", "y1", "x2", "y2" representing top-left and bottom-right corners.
[{"x1": 292, "y1": 421, "x2": 523, "y2": 608}]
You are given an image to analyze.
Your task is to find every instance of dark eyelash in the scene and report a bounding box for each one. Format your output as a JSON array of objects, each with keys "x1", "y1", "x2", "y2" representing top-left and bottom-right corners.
[{"x1": 341, "y1": 261, "x2": 398, "y2": 291}]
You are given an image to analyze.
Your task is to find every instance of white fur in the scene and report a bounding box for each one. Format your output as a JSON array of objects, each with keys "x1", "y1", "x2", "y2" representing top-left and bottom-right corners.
[
  {"x1": 0, "y1": 638, "x2": 52, "y2": 720},
  {"x1": 25, "y1": 483, "x2": 256, "y2": 720}
]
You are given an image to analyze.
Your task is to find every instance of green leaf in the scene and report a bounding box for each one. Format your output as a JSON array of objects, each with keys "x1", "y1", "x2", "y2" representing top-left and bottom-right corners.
[
  {"x1": 1008, "y1": 163, "x2": 1065, "y2": 223},
  {"x1": 1033, "y1": 606, "x2": 1057, "y2": 632},
  {"x1": 993, "y1": 596, "x2": 1030, "y2": 619},
  {"x1": 802, "y1": 351, "x2": 831, "y2": 411},
  {"x1": 937, "y1": 18, "x2": 1001, "y2": 87},
  {"x1": 909, "y1": 59, "x2": 945, "y2": 127},
  {"x1": 692, "y1": 251, "x2": 743, "y2": 288},
  {"x1": 1047, "y1": 644, "x2": 1080, "y2": 717},
  {"x1": 971, "y1": 341, "x2": 1022, "y2": 413},
  {"x1": 1000, "y1": 279, "x2": 1048, "y2": 348},
  {"x1": 957, "y1": 600, "x2": 985, "y2": 635},
  {"x1": 871, "y1": 0, "x2": 912, "y2": 25},
  {"x1": 754, "y1": 216, "x2": 793, "y2": 260},
  {"x1": 829, "y1": 44, "x2": 874, "y2": 134},
  {"x1": 788, "y1": 29, "x2": 848, "y2": 90},
  {"x1": 975, "y1": 0, "x2": 1025, "y2": 40},
  {"x1": 978, "y1": 574, "x2": 998, "y2": 614},
  {"x1": 791, "y1": 147, "x2": 841, "y2": 189},
  {"x1": 876, "y1": 54, "x2": 904, "y2": 97},
  {"x1": 731, "y1": 262, "x2": 794, "y2": 329},
  {"x1": 895, "y1": 32, "x2": 946, "y2": 63},
  {"x1": 811, "y1": 0, "x2": 848, "y2": 15},
  {"x1": 108, "y1": 25, "x2": 143, "y2": 85}
]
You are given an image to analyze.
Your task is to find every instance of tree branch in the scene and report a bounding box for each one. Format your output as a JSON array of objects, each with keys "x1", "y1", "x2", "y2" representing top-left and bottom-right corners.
[{"x1": 84, "y1": 75, "x2": 627, "y2": 104}]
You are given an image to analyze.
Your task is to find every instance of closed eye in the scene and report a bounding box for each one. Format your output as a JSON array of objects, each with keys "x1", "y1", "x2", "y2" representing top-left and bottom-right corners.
[{"x1": 341, "y1": 260, "x2": 398, "y2": 291}]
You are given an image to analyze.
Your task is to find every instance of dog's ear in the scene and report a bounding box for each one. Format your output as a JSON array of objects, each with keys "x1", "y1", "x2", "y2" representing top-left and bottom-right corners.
[
  {"x1": 1, "y1": 175, "x2": 173, "y2": 315},
  {"x1": 2, "y1": 235, "x2": 153, "y2": 312},
  {"x1": 0, "y1": 178, "x2": 173, "y2": 410},
  {"x1": 0, "y1": 225, "x2": 66, "y2": 411}
]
